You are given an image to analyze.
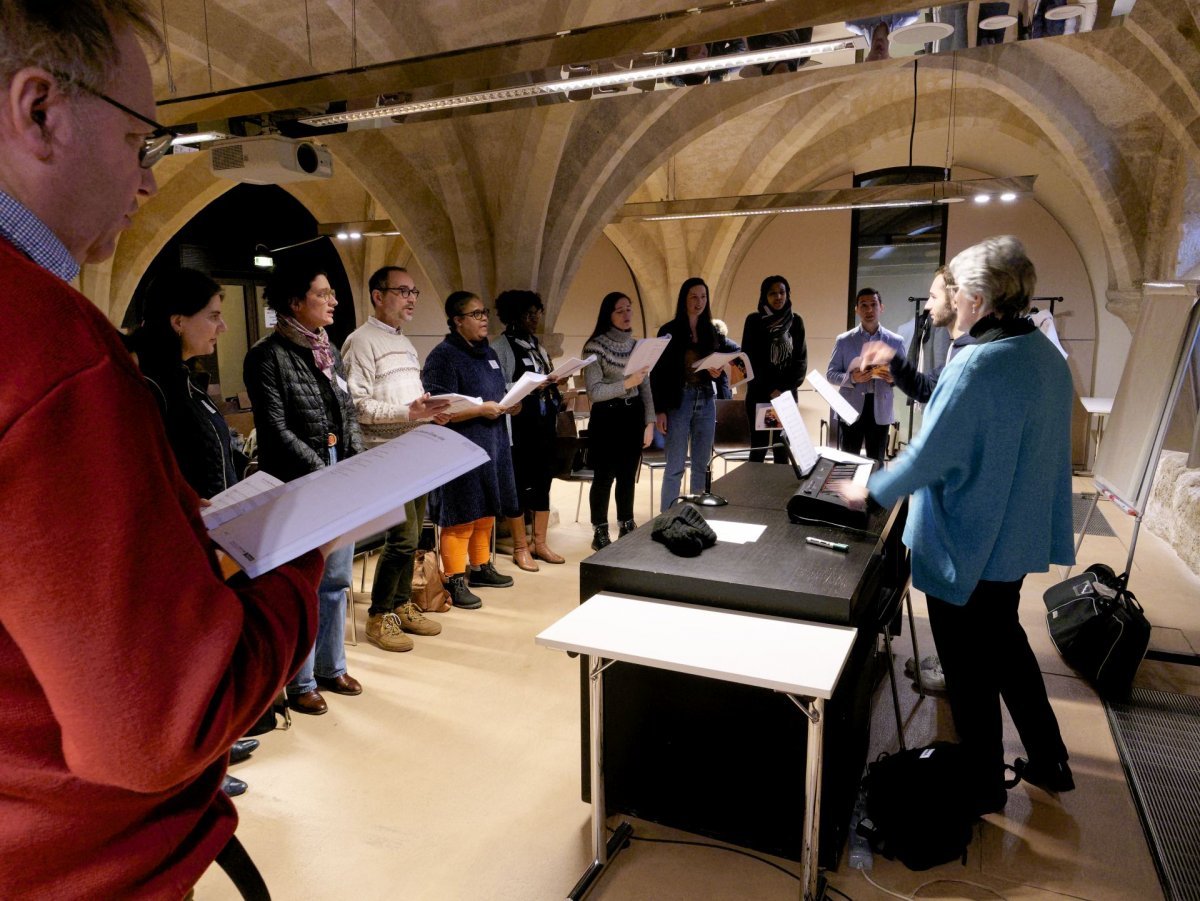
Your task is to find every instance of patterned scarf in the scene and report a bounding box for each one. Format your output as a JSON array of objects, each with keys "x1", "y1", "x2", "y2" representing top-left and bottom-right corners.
[
  {"x1": 276, "y1": 315, "x2": 335, "y2": 382},
  {"x1": 759, "y1": 299, "x2": 795, "y2": 371}
]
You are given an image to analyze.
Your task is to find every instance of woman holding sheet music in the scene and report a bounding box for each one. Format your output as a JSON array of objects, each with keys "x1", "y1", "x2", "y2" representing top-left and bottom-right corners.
[
  {"x1": 422, "y1": 291, "x2": 522, "y2": 610},
  {"x1": 582, "y1": 292, "x2": 655, "y2": 550},
  {"x1": 650, "y1": 277, "x2": 723, "y2": 512},
  {"x1": 740, "y1": 275, "x2": 807, "y2": 464},
  {"x1": 492, "y1": 290, "x2": 565, "y2": 571}
]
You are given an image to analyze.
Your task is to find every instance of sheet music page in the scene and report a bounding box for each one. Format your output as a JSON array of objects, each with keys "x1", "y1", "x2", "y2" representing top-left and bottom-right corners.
[
  {"x1": 806, "y1": 369, "x2": 860, "y2": 425},
  {"x1": 546, "y1": 355, "x2": 595, "y2": 380},
  {"x1": 499, "y1": 371, "x2": 547, "y2": 407},
  {"x1": 426, "y1": 392, "x2": 483, "y2": 414},
  {"x1": 201, "y1": 471, "x2": 285, "y2": 529},
  {"x1": 771, "y1": 392, "x2": 818, "y2": 474},
  {"x1": 208, "y1": 425, "x2": 488, "y2": 578},
  {"x1": 691, "y1": 350, "x2": 742, "y2": 371},
  {"x1": 623, "y1": 336, "x2": 671, "y2": 375}
]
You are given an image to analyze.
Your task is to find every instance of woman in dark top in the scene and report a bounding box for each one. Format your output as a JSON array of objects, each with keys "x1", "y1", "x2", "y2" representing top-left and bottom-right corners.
[
  {"x1": 491, "y1": 290, "x2": 565, "y2": 571},
  {"x1": 422, "y1": 291, "x2": 521, "y2": 610},
  {"x1": 243, "y1": 263, "x2": 364, "y2": 716},
  {"x1": 740, "y1": 275, "x2": 807, "y2": 463},
  {"x1": 125, "y1": 266, "x2": 257, "y2": 794},
  {"x1": 650, "y1": 277, "x2": 722, "y2": 511}
]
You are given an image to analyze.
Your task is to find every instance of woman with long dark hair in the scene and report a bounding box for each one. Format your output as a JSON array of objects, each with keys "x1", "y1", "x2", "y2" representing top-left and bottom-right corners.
[
  {"x1": 650, "y1": 277, "x2": 722, "y2": 511},
  {"x1": 422, "y1": 291, "x2": 521, "y2": 609},
  {"x1": 740, "y1": 275, "x2": 807, "y2": 463},
  {"x1": 491, "y1": 289, "x2": 564, "y2": 570},
  {"x1": 581, "y1": 292, "x2": 655, "y2": 550},
  {"x1": 243, "y1": 262, "x2": 364, "y2": 716}
]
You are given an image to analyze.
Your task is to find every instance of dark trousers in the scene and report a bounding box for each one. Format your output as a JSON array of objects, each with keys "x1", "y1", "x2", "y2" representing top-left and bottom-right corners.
[
  {"x1": 588, "y1": 398, "x2": 644, "y2": 525},
  {"x1": 512, "y1": 408, "x2": 557, "y2": 511},
  {"x1": 927, "y1": 578, "x2": 1069, "y2": 795},
  {"x1": 368, "y1": 494, "x2": 427, "y2": 616},
  {"x1": 745, "y1": 395, "x2": 789, "y2": 464},
  {"x1": 838, "y1": 398, "x2": 889, "y2": 462}
]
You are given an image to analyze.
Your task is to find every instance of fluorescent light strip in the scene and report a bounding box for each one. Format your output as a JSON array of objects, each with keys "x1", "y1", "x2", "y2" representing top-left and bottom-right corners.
[
  {"x1": 639, "y1": 199, "x2": 934, "y2": 222},
  {"x1": 301, "y1": 38, "x2": 862, "y2": 127},
  {"x1": 171, "y1": 131, "x2": 226, "y2": 146}
]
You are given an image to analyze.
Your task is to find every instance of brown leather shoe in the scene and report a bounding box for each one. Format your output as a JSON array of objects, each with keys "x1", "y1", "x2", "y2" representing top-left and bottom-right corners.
[
  {"x1": 316, "y1": 673, "x2": 363, "y2": 696},
  {"x1": 288, "y1": 689, "x2": 328, "y2": 715}
]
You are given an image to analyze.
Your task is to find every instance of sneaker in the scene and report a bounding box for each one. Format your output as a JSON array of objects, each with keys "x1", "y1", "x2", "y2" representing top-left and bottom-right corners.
[
  {"x1": 467, "y1": 563, "x2": 514, "y2": 588},
  {"x1": 618, "y1": 519, "x2": 637, "y2": 538},
  {"x1": 397, "y1": 601, "x2": 442, "y2": 636},
  {"x1": 592, "y1": 524, "x2": 611, "y2": 551},
  {"x1": 365, "y1": 612, "x2": 414, "y2": 652},
  {"x1": 1013, "y1": 757, "x2": 1075, "y2": 794},
  {"x1": 447, "y1": 574, "x2": 482, "y2": 609}
]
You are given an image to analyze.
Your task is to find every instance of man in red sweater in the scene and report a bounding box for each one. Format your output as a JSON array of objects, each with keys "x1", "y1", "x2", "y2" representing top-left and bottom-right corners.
[{"x1": 0, "y1": 3, "x2": 323, "y2": 897}]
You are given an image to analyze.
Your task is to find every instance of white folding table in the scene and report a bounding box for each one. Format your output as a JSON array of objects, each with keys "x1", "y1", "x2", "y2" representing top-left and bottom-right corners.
[{"x1": 535, "y1": 592, "x2": 857, "y2": 901}]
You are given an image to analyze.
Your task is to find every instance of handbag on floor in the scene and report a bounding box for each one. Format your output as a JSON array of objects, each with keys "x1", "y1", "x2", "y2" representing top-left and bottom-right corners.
[
  {"x1": 1043, "y1": 567, "x2": 1150, "y2": 699},
  {"x1": 411, "y1": 549, "x2": 451, "y2": 613}
]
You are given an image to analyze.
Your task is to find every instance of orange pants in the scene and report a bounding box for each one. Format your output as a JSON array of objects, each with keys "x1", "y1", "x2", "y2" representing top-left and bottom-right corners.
[{"x1": 440, "y1": 517, "x2": 494, "y2": 576}]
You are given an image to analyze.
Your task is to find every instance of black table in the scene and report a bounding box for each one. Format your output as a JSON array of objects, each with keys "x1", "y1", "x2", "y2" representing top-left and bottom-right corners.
[{"x1": 578, "y1": 463, "x2": 909, "y2": 868}]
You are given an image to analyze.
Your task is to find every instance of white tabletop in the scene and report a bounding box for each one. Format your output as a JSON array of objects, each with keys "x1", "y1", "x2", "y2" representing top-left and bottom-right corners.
[
  {"x1": 1081, "y1": 396, "x2": 1114, "y2": 416},
  {"x1": 535, "y1": 593, "x2": 857, "y2": 698}
]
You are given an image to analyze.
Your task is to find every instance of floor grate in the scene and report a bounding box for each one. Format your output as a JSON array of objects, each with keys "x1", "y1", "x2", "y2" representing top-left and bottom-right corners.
[
  {"x1": 1105, "y1": 688, "x2": 1200, "y2": 900},
  {"x1": 1073, "y1": 493, "x2": 1116, "y2": 537}
]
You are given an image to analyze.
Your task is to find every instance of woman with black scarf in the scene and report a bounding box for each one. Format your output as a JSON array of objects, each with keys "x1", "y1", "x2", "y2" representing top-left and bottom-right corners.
[{"x1": 740, "y1": 275, "x2": 807, "y2": 463}]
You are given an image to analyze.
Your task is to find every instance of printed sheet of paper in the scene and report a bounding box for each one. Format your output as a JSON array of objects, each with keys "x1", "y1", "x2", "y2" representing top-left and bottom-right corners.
[
  {"x1": 706, "y1": 520, "x2": 768, "y2": 544},
  {"x1": 547, "y1": 355, "x2": 596, "y2": 381},
  {"x1": 692, "y1": 351, "x2": 754, "y2": 389},
  {"x1": 754, "y1": 403, "x2": 781, "y2": 431},
  {"x1": 692, "y1": 350, "x2": 742, "y2": 371},
  {"x1": 426, "y1": 392, "x2": 483, "y2": 415},
  {"x1": 499, "y1": 371, "x2": 547, "y2": 408},
  {"x1": 623, "y1": 336, "x2": 671, "y2": 375},
  {"x1": 806, "y1": 369, "x2": 860, "y2": 426},
  {"x1": 771, "y1": 392, "x2": 819, "y2": 475},
  {"x1": 201, "y1": 471, "x2": 284, "y2": 529},
  {"x1": 208, "y1": 425, "x2": 488, "y2": 578}
]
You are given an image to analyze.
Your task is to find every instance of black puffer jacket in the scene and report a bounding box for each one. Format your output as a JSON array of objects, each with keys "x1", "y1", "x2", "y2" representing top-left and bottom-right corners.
[{"x1": 244, "y1": 332, "x2": 363, "y2": 483}]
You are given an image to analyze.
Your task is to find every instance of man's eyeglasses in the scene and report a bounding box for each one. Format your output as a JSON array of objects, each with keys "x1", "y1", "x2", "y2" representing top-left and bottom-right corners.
[
  {"x1": 459, "y1": 309, "x2": 489, "y2": 321},
  {"x1": 384, "y1": 286, "x2": 420, "y2": 299},
  {"x1": 56, "y1": 72, "x2": 176, "y2": 169}
]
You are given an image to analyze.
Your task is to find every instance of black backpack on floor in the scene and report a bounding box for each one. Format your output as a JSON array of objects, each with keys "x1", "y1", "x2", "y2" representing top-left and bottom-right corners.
[{"x1": 860, "y1": 742, "x2": 975, "y2": 871}]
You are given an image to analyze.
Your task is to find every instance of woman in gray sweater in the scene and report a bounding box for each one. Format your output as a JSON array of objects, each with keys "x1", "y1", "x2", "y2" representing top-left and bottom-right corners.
[{"x1": 581, "y1": 292, "x2": 655, "y2": 549}]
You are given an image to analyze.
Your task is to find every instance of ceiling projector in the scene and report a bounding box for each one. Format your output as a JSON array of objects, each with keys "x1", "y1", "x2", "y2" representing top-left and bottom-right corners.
[{"x1": 209, "y1": 135, "x2": 333, "y2": 185}]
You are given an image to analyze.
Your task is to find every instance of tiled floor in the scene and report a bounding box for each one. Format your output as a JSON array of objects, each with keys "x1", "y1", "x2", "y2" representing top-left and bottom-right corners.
[{"x1": 195, "y1": 472, "x2": 1199, "y2": 900}]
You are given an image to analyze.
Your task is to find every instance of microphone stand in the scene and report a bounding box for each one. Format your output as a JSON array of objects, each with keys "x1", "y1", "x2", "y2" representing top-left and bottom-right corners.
[
  {"x1": 905, "y1": 296, "x2": 927, "y2": 445},
  {"x1": 670, "y1": 445, "x2": 792, "y2": 508}
]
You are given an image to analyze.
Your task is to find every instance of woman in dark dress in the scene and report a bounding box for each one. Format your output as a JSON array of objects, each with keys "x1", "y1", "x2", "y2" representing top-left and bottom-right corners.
[
  {"x1": 125, "y1": 267, "x2": 256, "y2": 795},
  {"x1": 491, "y1": 289, "x2": 565, "y2": 571},
  {"x1": 422, "y1": 291, "x2": 521, "y2": 610},
  {"x1": 740, "y1": 275, "x2": 807, "y2": 463}
]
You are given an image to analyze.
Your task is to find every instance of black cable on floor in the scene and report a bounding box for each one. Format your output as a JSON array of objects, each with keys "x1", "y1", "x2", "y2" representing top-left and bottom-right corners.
[{"x1": 607, "y1": 828, "x2": 801, "y2": 881}]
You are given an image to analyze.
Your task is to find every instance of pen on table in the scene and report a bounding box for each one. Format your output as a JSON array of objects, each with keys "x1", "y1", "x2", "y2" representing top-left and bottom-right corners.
[{"x1": 806, "y1": 536, "x2": 849, "y2": 552}]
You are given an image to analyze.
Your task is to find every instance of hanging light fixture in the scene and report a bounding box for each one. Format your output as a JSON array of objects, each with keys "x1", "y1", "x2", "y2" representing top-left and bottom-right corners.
[{"x1": 1044, "y1": 4, "x2": 1087, "y2": 20}]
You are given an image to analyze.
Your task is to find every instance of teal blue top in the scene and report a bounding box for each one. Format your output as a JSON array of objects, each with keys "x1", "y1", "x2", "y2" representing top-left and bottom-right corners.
[{"x1": 868, "y1": 324, "x2": 1075, "y2": 605}]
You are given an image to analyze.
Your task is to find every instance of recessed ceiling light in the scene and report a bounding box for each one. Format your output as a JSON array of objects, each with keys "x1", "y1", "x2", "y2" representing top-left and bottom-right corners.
[
  {"x1": 973, "y1": 194, "x2": 991, "y2": 204},
  {"x1": 979, "y1": 14, "x2": 1017, "y2": 29},
  {"x1": 336, "y1": 232, "x2": 349, "y2": 240},
  {"x1": 1000, "y1": 192, "x2": 1017, "y2": 202},
  {"x1": 1044, "y1": 4, "x2": 1086, "y2": 20},
  {"x1": 349, "y1": 231, "x2": 362, "y2": 239},
  {"x1": 890, "y1": 21, "x2": 956, "y2": 45}
]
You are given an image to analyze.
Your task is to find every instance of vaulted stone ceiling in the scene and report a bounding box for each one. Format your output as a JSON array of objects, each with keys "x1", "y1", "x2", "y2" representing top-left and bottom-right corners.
[{"x1": 96, "y1": 0, "x2": 1200, "y2": 333}]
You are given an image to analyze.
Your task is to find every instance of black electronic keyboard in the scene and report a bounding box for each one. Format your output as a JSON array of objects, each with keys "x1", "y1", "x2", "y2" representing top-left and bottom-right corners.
[{"x1": 786, "y1": 455, "x2": 876, "y2": 530}]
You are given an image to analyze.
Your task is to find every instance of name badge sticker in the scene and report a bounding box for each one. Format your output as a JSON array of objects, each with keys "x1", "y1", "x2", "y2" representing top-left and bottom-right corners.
[
  {"x1": 336, "y1": 375, "x2": 349, "y2": 393},
  {"x1": 489, "y1": 359, "x2": 500, "y2": 369}
]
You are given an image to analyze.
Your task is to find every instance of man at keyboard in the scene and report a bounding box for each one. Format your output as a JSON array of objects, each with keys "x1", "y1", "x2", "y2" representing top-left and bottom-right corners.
[{"x1": 834, "y1": 236, "x2": 1076, "y2": 817}]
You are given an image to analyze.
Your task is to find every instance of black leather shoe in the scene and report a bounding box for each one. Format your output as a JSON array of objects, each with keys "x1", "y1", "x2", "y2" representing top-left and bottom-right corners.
[
  {"x1": 447, "y1": 574, "x2": 482, "y2": 609},
  {"x1": 229, "y1": 738, "x2": 259, "y2": 764},
  {"x1": 467, "y1": 563, "x2": 514, "y2": 588},
  {"x1": 618, "y1": 519, "x2": 637, "y2": 538},
  {"x1": 1014, "y1": 757, "x2": 1075, "y2": 793},
  {"x1": 316, "y1": 673, "x2": 363, "y2": 696},
  {"x1": 592, "y1": 525, "x2": 611, "y2": 550},
  {"x1": 222, "y1": 774, "x2": 248, "y2": 797}
]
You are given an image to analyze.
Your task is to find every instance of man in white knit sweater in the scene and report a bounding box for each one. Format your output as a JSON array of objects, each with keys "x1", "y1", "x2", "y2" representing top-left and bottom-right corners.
[{"x1": 342, "y1": 266, "x2": 451, "y2": 652}]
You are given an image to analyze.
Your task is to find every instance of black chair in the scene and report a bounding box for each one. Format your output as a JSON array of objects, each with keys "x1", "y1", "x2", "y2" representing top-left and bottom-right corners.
[
  {"x1": 553, "y1": 416, "x2": 594, "y2": 522},
  {"x1": 712, "y1": 398, "x2": 753, "y2": 474}
]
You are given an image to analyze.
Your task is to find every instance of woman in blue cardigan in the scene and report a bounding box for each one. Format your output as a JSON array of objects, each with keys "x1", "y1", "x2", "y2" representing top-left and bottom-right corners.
[
  {"x1": 846, "y1": 236, "x2": 1076, "y2": 816},
  {"x1": 422, "y1": 291, "x2": 521, "y2": 610}
]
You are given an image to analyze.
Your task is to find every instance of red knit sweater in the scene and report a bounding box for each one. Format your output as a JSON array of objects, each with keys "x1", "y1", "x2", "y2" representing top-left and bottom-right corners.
[{"x1": 0, "y1": 238, "x2": 322, "y2": 899}]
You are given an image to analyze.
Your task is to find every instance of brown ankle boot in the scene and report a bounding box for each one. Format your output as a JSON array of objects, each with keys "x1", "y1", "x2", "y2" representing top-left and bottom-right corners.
[
  {"x1": 508, "y1": 516, "x2": 538, "y2": 572},
  {"x1": 531, "y1": 510, "x2": 565, "y2": 564}
]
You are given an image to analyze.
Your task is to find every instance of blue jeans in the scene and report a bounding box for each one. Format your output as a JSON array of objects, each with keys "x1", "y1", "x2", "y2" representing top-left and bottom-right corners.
[
  {"x1": 661, "y1": 385, "x2": 716, "y2": 510},
  {"x1": 289, "y1": 541, "x2": 352, "y2": 694}
]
